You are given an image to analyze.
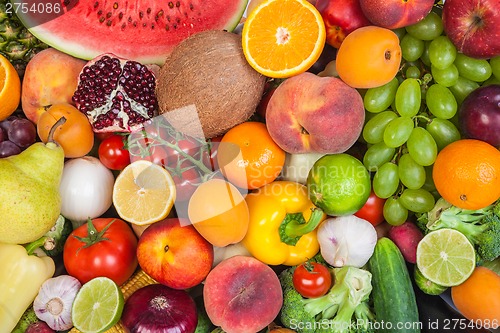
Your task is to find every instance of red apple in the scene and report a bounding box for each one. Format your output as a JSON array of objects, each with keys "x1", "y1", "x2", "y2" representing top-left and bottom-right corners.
[
  {"x1": 265, "y1": 72, "x2": 365, "y2": 154},
  {"x1": 136, "y1": 218, "x2": 214, "y2": 290},
  {"x1": 315, "y1": 0, "x2": 371, "y2": 48},
  {"x1": 458, "y1": 84, "x2": 500, "y2": 146},
  {"x1": 359, "y1": 0, "x2": 434, "y2": 29},
  {"x1": 442, "y1": 0, "x2": 500, "y2": 59}
]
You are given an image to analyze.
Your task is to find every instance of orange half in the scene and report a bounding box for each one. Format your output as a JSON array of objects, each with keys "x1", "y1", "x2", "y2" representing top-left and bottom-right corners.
[
  {"x1": 242, "y1": 0, "x2": 326, "y2": 78},
  {"x1": 0, "y1": 54, "x2": 21, "y2": 121}
]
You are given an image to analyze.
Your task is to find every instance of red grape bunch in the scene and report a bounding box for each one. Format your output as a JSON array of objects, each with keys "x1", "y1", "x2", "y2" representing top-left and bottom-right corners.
[{"x1": 0, "y1": 116, "x2": 37, "y2": 157}]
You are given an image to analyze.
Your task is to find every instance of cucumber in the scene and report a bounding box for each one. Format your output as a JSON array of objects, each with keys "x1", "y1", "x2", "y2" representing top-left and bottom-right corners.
[{"x1": 368, "y1": 237, "x2": 420, "y2": 333}]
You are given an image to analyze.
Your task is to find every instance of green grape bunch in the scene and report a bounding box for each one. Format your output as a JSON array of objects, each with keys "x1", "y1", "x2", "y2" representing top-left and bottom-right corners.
[{"x1": 359, "y1": 5, "x2": 500, "y2": 226}]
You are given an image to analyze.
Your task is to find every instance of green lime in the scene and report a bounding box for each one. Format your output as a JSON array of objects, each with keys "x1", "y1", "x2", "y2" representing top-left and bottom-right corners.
[
  {"x1": 416, "y1": 228, "x2": 476, "y2": 287},
  {"x1": 71, "y1": 277, "x2": 124, "y2": 333},
  {"x1": 307, "y1": 153, "x2": 371, "y2": 216}
]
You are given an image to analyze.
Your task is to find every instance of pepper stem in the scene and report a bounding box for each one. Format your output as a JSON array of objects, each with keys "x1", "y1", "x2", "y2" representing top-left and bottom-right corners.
[
  {"x1": 25, "y1": 236, "x2": 50, "y2": 255},
  {"x1": 279, "y1": 208, "x2": 324, "y2": 246}
]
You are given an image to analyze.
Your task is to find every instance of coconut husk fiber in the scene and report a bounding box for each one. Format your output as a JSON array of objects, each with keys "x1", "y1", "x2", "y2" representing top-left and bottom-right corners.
[{"x1": 156, "y1": 29, "x2": 266, "y2": 139}]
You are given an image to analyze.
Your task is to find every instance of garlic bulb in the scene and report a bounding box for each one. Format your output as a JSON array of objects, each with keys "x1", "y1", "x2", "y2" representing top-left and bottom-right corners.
[
  {"x1": 33, "y1": 275, "x2": 82, "y2": 331},
  {"x1": 317, "y1": 215, "x2": 378, "y2": 268}
]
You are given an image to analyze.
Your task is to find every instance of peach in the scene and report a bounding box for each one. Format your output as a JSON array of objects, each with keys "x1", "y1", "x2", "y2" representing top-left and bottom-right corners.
[
  {"x1": 21, "y1": 48, "x2": 86, "y2": 124},
  {"x1": 203, "y1": 256, "x2": 283, "y2": 333},
  {"x1": 265, "y1": 72, "x2": 365, "y2": 154}
]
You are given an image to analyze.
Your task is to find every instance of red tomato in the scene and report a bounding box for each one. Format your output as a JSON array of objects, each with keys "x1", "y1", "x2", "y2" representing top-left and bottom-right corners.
[
  {"x1": 63, "y1": 218, "x2": 138, "y2": 285},
  {"x1": 354, "y1": 190, "x2": 386, "y2": 226},
  {"x1": 98, "y1": 134, "x2": 131, "y2": 170},
  {"x1": 292, "y1": 262, "x2": 332, "y2": 298}
]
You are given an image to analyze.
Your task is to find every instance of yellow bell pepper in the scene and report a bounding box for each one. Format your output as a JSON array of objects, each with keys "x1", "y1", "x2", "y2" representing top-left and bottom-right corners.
[
  {"x1": 242, "y1": 181, "x2": 325, "y2": 266},
  {"x1": 0, "y1": 237, "x2": 55, "y2": 333}
]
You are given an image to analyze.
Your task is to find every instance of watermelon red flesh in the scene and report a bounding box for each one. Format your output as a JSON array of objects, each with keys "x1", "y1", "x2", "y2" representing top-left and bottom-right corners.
[{"x1": 14, "y1": 0, "x2": 248, "y2": 65}]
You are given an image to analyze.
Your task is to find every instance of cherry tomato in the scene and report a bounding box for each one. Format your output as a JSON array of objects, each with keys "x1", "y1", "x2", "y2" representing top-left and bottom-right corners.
[
  {"x1": 292, "y1": 262, "x2": 332, "y2": 298},
  {"x1": 170, "y1": 162, "x2": 201, "y2": 202},
  {"x1": 354, "y1": 190, "x2": 386, "y2": 226},
  {"x1": 98, "y1": 134, "x2": 131, "y2": 170},
  {"x1": 63, "y1": 218, "x2": 138, "y2": 285},
  {"x1": 164, "y1": 137, "x2": 200, "y2": 166},
  {"x1": 128, "y1": 130, "x2": 170, "y2": 166}
]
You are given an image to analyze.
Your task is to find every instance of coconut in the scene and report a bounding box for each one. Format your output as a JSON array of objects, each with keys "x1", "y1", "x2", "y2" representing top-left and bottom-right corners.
[{"x1": 156, "y1": 30, "x2": 266, "y2": 139}]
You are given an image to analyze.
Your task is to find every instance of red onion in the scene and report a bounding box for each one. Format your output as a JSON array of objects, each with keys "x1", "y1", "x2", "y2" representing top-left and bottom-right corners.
[{"x1": 122, "y1": 284, "x2": 198, "y2": 333}]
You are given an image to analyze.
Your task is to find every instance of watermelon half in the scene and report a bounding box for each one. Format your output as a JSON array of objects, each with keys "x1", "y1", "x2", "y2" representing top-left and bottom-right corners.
[{"x1": 14, "y1": 0, "x2": 248, "y2": 64}]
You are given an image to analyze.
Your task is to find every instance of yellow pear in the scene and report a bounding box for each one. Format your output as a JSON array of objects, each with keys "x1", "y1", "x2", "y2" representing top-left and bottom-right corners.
[{"x1": 0, "y1": 118, "x2": 65, "y2": 244}]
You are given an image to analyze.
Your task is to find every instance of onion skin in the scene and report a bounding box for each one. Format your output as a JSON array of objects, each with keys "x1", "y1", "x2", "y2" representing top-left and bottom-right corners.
[{"x1": 122, "y1": 284, "x2": 198, "y2": 333}]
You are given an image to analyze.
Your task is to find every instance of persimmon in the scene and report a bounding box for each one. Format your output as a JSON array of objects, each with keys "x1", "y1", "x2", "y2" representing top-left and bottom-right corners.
[
  {"x1": 335, "y1": 26, "x2": 402, "y2": 89},
  {"x1": 187, "y1": 178, "x2": 249, "y2": 247},
  {"x1": 451, "y1": 266, "x2": 500, "y2": 328},
  {"x1": 37, "y1": 103, "x2": 94, "y2": 158}
]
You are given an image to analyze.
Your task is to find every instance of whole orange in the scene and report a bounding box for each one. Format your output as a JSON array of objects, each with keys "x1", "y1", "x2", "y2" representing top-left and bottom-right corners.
[
  {"x1": 187, "y1": 178, "x2": 249, "y2": 247},
  {"x1": 217, "y1": 121, "x2": 286, "y2": 190},
  {"x1": 335, "y1": 26, "x2": 402, "y2": 89},
  {"x1": 433, "y1": 139, "x2": 500, "y2": 210},
  {"x1": 451, "y1": 266, "x2": 500, "y2": 327},
  {"x1": 37, "y1": 103, "x2": 95, "y2": 158}
]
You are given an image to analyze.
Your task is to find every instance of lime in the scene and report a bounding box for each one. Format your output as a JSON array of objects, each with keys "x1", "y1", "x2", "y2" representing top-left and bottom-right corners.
[
  {"x1": 71, "y1": 277, "x2": 124, "y2": 333},
  {"x1": 307, "y1": 153, "x2": 371, "y2": 216},
  {"x1": 416, "y1": 228, "x2": 476, "y2": 287}
]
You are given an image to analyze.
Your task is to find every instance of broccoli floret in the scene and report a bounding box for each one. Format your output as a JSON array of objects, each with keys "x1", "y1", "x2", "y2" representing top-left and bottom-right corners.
[
  {"x1": 415, "y1": 213, "x2": 430, "y2": 235},
  {"x1": 12, "y1": 306, "x2": 38, "y2": 333},
  {"x1": 427, "y1": 198, "x2": 500, "y2": 261},
  {"x1": 194, "y1": 296, "x2": 214, "y2": 333},
  {"x1": 302, "y1": 266, "x2": 375, "y2": 333},
  {"x1": 475, "y1": 213, "x2": 500, "y2": 261},
  {"x1": 279, "y1": 266, "x2": 318, "y2": 333}
]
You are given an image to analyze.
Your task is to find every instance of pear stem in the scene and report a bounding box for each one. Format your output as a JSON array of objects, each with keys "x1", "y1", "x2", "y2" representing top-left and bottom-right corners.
[{"x1": 48, "y1": 117, "x2": 67, "y2": 143}]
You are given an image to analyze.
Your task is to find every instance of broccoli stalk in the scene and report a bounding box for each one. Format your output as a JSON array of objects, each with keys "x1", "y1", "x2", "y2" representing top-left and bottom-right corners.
[
  {"x1": 303, "y1": 266, "x2": 374, "y2": 333},
  {"x1": 280, "y1": 266, "x2": 318, "y2": 333},
  {"x1": 427, "y1": 198, "x2": 500, "y2": 261},
  {"x1": 12, "y1": 306, "x2": 38, "y2": 333}
]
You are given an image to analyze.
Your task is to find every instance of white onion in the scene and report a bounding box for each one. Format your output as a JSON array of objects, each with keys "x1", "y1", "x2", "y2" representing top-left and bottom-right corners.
[
  {"x1": 59, "y1": 156, "x2": 115, "y2": 227},
  {"x1": 280, "y1": 152, "x2": 325, "y2": 184}
]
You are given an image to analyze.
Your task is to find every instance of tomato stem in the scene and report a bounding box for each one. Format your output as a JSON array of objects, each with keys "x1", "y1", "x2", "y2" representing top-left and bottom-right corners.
[{"x1": 72, "y1": 218, "x2": 114, "y2": 252}]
